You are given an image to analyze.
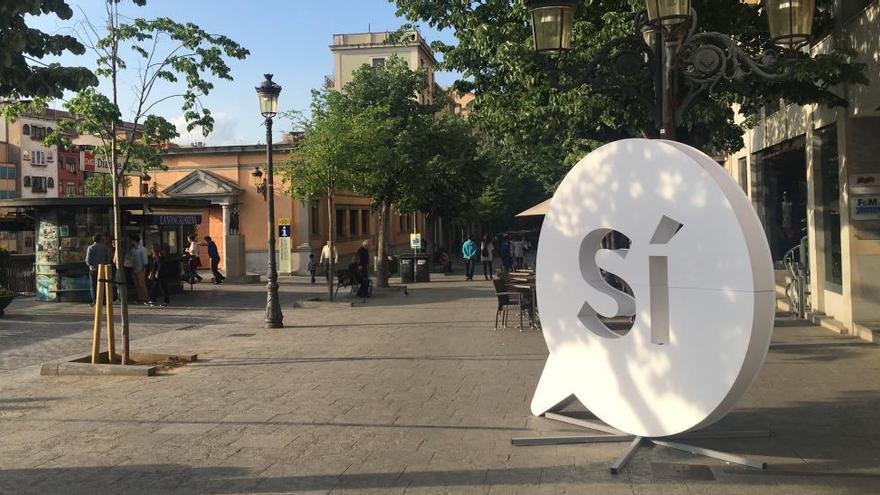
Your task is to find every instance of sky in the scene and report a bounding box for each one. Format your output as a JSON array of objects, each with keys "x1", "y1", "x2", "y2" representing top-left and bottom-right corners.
[{"x1": 28, "y1": 0, "x2": 459, "y2": 146}]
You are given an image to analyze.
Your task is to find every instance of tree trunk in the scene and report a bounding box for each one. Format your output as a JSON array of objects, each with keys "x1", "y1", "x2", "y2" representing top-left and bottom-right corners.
[
  {"x1": 326, "y1": 190, "x2": 336, "y2": 301},
  {"x1": 376, "y1": 200, "x2": 390, "y2": 288},
  {"x1": 108, "y1": 5, "x2": 131, "y2": 365}
]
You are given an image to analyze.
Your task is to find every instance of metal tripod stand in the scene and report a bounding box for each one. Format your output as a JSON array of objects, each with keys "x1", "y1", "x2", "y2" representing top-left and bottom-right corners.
[{"x1": 512, "y1": 412, "x2": 770, "y2": 474}]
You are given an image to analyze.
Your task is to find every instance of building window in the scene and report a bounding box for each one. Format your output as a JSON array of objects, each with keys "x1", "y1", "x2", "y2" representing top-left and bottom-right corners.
[
  {"x1": 66, "y1": 183, "x2": 76, "y2": 197},
  {"x1": 32, "y1": 177, "x2": 47, "y2": 193},
  {"x1": 738, "y1": 157, "x2": 748, "y2": 193},
  {"x1": 349, "y1": 209, "x2": 359, "y2": 236},
  {"x1": 47, "y1": 178, "x2": 54, "y2": 188},
  {"x1": 335, "y1": 209, "x2": 346, "y2": 238},
  {"x1": 66, "y1": 158, "x2": 76, "y2": 173},
  {"x1": 362, "y1": 210, "x2": 371, "y2": 235},
  {"x1": 22, "y1": 124, "x2": 30, "y2": 135},
  {"x1": 815, "y1": 124, "x2": 842, "y2": 292},
  {"x1": 23, "y1": 176, "x2": 31, "y2": 187},
  {"x1": 310, "y1": 200, "x2": 320, "y2": 235},
  {"x1": 371, "y1": 58, "x2": 385, "y2": 68},
  {"x1": 32, "y1": 151, "x2": 45, "y2": 165}
]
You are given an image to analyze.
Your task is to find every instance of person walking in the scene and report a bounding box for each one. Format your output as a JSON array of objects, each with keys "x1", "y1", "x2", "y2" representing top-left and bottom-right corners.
[
  {"x1": 355, "y1": 240, "x2": 371, "y2": 297},
  {"x1": 129, "y1": 235, "x2": 149, "y2": 303},
  {"x1": 499, "y1": 235, "x2": 513, "y2": 273},
  {"x1": 319, "y1": 241, "x2": 338, "y2": 282},
  {"x1": 185, "y1": 234, "x2": 203, "y2": 282},
  {"x1": 461, "y1": 235, "x2": 477, "y2": 281},
  {"x1": 308, "y1": 254, "x2": 317, "y2": 284},
  {"x1": 85, "y1": 234, "x2": 112, "y2": 305},
  {"x1": 480, "y1": 234, "x2": 495, "y2": 280},
  {"x1": 204, "y1": 236, "x2": 224, "y2": 285},
  {"x1": 513, "y1": 236, "x2": 527, "y2": 270},
  {"x1": 146, "y1": 244, "x2": 169, "y2": 307}
]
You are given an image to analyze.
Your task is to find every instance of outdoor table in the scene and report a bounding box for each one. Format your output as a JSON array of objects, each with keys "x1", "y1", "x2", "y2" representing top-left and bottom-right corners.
[{"x1": 512, "y1": 283, "x2": 538, "y2": 328}]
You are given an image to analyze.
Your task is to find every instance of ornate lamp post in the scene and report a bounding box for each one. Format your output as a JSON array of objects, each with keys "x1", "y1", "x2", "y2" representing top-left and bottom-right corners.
[
  {"x1": 523, "y1": 0, "x2": 816, "y2": 140},
  {"x1": 256, "y1": 74, "x2": 283, "y2": 329}
]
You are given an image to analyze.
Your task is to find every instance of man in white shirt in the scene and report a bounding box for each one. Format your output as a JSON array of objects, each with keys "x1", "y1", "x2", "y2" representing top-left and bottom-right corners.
[{"x1": 319, "y1": 241, "x2": 338, "y2": 282}]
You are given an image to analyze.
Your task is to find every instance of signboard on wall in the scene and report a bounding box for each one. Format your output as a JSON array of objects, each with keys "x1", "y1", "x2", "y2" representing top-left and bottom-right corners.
[
  {"x1": 850, "y1": 174, "x2": 880, "y2": 195},
  {"x1": 851, "y1": 196, "x2": 880, "y2": 221},
  {"x1": 82, "y1": 152, "x2": 112, "y2": 174},
  {"x1": 410, "y1": 233, "x2": 422, "y2": 251}
]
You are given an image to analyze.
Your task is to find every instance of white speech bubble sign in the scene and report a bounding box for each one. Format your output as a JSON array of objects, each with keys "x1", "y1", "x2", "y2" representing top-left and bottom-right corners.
[{"x1": 532, "y1": 139, "x2": 775, "y2": 438}]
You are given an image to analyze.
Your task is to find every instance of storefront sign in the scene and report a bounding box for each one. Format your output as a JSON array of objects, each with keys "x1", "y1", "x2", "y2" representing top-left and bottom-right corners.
[
  {"x1": 146, "y1": 215, "x2": 202, "y2": 226},
  {"x1": 850, "y1": 174, "x2": 880, "y2": 195},
  {"x1": 851, "y1": 196, "x2": 880, "y2": 220},
  {"x1": 82, "y1": 152, "x2": 112, "y2": 174},
  {"x1": 534, "y1": 139, "x2": 775, "y2": 438}
]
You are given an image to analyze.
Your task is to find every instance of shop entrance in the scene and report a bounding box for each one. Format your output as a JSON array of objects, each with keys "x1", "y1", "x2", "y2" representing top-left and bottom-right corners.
[{"x1": 754, "y1": 136, "x2": 808, "y2": 263}]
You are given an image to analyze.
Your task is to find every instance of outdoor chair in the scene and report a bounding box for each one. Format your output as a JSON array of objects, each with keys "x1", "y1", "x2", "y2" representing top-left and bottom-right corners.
[{"x1": 492, "y1": 278, "x2": 528, "y2": 331}]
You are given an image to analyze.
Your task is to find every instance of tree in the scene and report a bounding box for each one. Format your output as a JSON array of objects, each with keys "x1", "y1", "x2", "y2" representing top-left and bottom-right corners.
[
  {"x1": 0, "y1": 0, "x2": 97, "y2": 101},
  {"x1": 84, "y1": 173, "x2": 130, "y2": 197},
  {"x1": 392, "y1": 0, "x2": 867, "y2": 191},
  {"x1": 45, "y1": 0, "x2": 248, "y2": 364},
  {"x1": 281, "y1": 91, "x2": 364, "y2": 301},
  {"x1": 394, "y1": 114, "x2": 485, "y2": 258},
  {"x1": 339, "y1": 56, "x2": 444, "y2": 288}
]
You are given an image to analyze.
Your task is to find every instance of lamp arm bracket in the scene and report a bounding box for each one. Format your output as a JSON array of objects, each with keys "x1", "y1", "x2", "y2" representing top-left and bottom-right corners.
[{"x1": 673, "y1": 8, "x2": 793, "y2": 121}]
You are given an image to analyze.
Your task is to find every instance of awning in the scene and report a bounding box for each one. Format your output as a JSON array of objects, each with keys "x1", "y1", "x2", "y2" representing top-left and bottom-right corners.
[{"x1": 516, "y1": 198, "x2": 552, "y2": 217}]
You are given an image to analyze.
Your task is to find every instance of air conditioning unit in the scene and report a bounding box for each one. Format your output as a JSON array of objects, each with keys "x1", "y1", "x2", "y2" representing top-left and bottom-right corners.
[
  {"x1": 22, "y1": 151, "x2": 30, "y2": 161},
  {"x1": 46, "y1": 154, "x2": 54, "y2": 162}
]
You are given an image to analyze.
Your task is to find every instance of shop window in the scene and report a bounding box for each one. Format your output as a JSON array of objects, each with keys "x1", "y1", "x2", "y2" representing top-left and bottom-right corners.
[
  {"x1": 349, "y1": 209, "x2": 359, "y2": 236},
  {"x1": 815, "y1": 124, "x2": 842, "y2": 292}
]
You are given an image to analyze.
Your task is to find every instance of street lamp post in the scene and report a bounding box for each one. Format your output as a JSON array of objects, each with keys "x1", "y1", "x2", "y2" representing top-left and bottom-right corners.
[
  {"x1": 256, "y1": 74, "x2": 283, "y2": 329},
  {"x1": 523, "y1": 0, "x2": 816, "y2": 141}
]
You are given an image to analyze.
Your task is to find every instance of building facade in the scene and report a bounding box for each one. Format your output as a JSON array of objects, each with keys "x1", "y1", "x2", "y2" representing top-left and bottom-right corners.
[
  {"x1": 722, "y1": 1, "x2": 880, "y2": 341},
  {"x1": 330, "y1": 30, "x2": 439, "y2": 103},
  {"x1": 123, "y1": 141, "x2": 419, "y2": 277}
]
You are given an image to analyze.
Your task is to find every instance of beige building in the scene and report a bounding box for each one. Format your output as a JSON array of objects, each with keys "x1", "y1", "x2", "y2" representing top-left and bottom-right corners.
[
  {"x1": 722, "y1": 1, "x2": 880, "y2": 342},
  {"x1": 330, "y1": 30, "x2": 439, "y2": 103}
]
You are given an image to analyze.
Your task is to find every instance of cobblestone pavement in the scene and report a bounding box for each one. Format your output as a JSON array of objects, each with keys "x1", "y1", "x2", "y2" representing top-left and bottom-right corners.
[{"x1": 0, "y1": 275, "x2": 879, "y2": 494}]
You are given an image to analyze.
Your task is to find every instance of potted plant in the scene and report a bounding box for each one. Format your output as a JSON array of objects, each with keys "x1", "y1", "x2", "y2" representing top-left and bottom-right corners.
[{"x1": 0, "y1": 287, "x2": 15, "y2": 317}]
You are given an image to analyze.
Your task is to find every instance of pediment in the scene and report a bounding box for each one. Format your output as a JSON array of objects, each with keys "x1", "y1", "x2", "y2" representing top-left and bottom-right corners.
[{"x1": 163, "y1": 170, "x2": 243, "y2": 198}]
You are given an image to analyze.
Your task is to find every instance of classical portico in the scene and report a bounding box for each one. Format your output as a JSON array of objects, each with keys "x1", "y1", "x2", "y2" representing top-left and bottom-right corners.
[{"x1": 163, "y1": 170, "x2": 249, "y2": 281}]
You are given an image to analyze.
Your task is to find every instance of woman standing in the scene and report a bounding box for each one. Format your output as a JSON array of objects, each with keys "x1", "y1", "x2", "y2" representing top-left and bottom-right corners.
[
  {"x1": 480, "y1": 234, "x2": 495, "y2": 280},
  {"x1": 146, "y1": 244, "x2": 170, "y2": 307}
]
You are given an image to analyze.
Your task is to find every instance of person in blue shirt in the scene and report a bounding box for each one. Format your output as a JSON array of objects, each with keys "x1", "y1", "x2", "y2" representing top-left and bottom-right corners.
[
  {"x1": 204, "y1": 236, "x2": 225, "y2": 285},
  {"x1": 461, "y1": 234, "x2": 478, "y2": 281}
]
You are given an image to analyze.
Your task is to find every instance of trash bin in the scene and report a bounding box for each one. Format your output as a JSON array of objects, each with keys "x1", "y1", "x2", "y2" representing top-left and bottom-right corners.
[
  {"x1": 414, "y1": 254, "x2": 431, "y2": 283},
  {"x1": 399, "y1": 255, "x2": 414, "y2": 284}
]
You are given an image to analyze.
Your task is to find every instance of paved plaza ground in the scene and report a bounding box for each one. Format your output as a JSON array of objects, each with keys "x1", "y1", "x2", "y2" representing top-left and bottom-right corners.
[{"x1": 1, "y1": 274, "x2": 879, "y2": 494}]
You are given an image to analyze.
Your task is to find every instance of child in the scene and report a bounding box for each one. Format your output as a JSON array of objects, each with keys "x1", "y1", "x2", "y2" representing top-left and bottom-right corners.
[{"x1": 308, "y1": 253, "x2": 317, "y2": 284}]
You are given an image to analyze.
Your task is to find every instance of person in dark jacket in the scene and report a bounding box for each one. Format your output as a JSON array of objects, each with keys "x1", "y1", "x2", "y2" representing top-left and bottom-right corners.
[
  {"x1": 204, "y1": 236, "x2": 225, "y2": 284},
  {"x1": 146, "y1": 244, "x2": 169, "y2": 307},
  {"x1": 85, "y1": 234, "x2": 112, "y2": 305}
]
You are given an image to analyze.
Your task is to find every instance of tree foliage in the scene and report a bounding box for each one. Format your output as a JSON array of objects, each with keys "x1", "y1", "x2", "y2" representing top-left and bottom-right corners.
[
  {"x1": 84, "y1": 173, "x2": 130, "y2": 197},
  {"x1": 392, "y1": 0, "x2": 868, "y2": 191},
  {"x1": 0, "y1": 0, "x2": 97, "y2": 101}
]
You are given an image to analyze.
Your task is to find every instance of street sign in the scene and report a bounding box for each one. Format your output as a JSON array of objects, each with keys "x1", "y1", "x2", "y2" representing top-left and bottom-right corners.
[
  {"x1": 278, "y1": 225, "x2": 291, "y2": 237},
  {"x1": 278, "y1": 217, "x2": 291, "y2": 226},
  {"x1": 410, "y1": 233, "x2": 422, "y2": 250},
  {"x1": 852, "y1": 195, "x2": 880, "y2": 220}
]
